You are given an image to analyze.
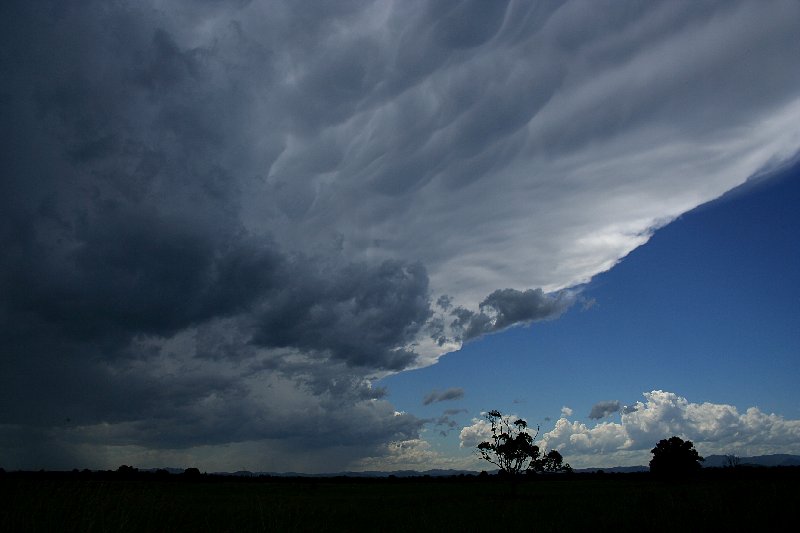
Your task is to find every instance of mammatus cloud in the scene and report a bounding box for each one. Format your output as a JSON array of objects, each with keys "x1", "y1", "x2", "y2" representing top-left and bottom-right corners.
[
  {"x1": 2, "y1": 0, "x2": 799, "y2": 471},
  {"x1": 423, "y1": 388, "x2": 465, "y2": 406},
  {"x1": 588, "y1": 400, "x2": 623, "y2": 420},
  {"x1": 538, "y1": 391, "x2": 800, "y2": 468}
]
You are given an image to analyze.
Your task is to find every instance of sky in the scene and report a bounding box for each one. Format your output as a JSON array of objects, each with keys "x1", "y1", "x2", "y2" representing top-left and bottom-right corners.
[{"x1": 1, "y1": 0, "x2": 799, "y2": 472}]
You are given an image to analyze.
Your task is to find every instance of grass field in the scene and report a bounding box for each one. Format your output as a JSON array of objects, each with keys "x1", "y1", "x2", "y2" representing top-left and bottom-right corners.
[{"x1": 2, "y1": 471, "x2": 797, "y2": 532}]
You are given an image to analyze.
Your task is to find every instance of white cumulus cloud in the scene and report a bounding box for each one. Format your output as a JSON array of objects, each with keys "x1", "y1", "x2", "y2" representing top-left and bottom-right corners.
[
  {"x1": 540, "y1": 391, "x2": 800, "y2": 468},
  {"x1": 459, "y1": 418, "x2": 493, "y2": 449}
]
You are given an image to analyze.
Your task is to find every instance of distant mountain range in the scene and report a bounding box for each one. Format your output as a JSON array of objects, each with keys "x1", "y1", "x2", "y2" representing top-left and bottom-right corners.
[{"x1": 141, "y1": 454, "x2": 800, "y2": 477}]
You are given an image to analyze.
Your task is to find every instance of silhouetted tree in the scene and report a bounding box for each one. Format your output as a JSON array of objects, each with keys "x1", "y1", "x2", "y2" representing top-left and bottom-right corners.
[
  {"x1": 649, "y1": 436, "x2": 704, "y2": 475},
  {"x1": 724, "y1": 454, "x2": 741, "y2": 469},
  {"x1": 183, "y1": 467, "x2": 201, "y2": 478},
  {"x1": 476, "y1": 410, "x2": 570, "y2": 476},
  {"x1": 537, "y1": 449, "x2": 572, "y2": 474},
  {"x1": 116, "y1": 465, "x2": 138, "y2": 478}
]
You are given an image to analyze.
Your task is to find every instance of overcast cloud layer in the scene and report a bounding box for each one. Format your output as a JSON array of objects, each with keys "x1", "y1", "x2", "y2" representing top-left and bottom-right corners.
[{"x1": 2, "y1": 0, "x2": 799, "y2": 471}]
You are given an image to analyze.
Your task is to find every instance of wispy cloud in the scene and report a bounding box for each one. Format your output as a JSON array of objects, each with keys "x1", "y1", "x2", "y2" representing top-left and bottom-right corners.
[{"x1": 423, "y1": 388, "x2": 465, "y2": 406}]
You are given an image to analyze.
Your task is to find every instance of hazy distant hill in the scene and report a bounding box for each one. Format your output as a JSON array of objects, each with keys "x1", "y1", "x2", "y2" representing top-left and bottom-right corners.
[
  {"x1": 254, "y1": 469, "x2": 481, "y2": 478},
  {"x1": 141, "y1": 455, "x2": 800, "y2": 477},
  {"x1": 576, "y1": 454, "x2": 800, "y2": 473},
  {"x1": 573, "y1": 466, "x2": 649, "y2": 474},
  {"x1": 703, "y1": 454, "x2": 800, "y2": 468},
  {"x1": 193, "y1": 468, "x2": 482, "y2": 478}
]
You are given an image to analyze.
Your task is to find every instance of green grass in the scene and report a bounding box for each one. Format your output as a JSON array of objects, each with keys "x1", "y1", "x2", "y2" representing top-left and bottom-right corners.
[{"x1": 1, "y1": 475, "x2": 796, "y2": 532}]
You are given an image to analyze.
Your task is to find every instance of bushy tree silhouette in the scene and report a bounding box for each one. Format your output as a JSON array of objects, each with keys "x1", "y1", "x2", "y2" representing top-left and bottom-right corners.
[
  {"x1": 116, "y1": 465, "x2": 138, "y2": 478},
  {"x1": 183, "y1": 467, "x2": 201, "y2": 478},
  {"x1": 477, "y1": 410, "x2": 570, "y2": 476},
  {"x1": 649, "y1": 436, "x2": 704, "y2": 475}
]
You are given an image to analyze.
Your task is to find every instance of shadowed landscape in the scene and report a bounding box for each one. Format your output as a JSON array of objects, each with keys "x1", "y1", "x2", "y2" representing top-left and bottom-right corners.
[
  {"x1": 2, "y1": 467, "x2": 798, "y2": 532},
  {"x1": 2, "y1": 437, "x2": 798, "y2": 531}
]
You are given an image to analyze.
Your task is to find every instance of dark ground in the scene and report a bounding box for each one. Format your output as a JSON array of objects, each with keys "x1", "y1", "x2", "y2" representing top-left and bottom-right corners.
[{"x1": 1, "y1": 469, "x2": 797, "y2": 532}]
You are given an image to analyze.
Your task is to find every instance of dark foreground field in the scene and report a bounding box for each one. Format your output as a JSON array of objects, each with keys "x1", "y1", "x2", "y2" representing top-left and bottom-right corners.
[{"x1": 2, "y1": 470, "x2": 797, "y2": 532}]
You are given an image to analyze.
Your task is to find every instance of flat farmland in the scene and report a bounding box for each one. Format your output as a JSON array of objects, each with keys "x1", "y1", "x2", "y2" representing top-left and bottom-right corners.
[{"x1": 1, "y1": 471, "x2": 797, "y2": 532}]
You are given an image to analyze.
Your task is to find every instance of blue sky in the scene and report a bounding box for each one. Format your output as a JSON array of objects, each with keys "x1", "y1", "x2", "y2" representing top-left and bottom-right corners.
[
  {"x1": 380, "y1": 160, "x2": 800, "y2": 468},
  {"x1": 2, "y1": 1, "x2": 799, "y2": 472}
]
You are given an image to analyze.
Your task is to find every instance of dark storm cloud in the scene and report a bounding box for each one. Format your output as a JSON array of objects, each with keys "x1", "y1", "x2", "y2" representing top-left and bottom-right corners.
[
  {"x1": 451, "y1": 288, "x2": 573, "y2": 341},
  {"x1": 5, "y1": 214, "x2": 281, "y2": 342},
  {"x1": 422, "y1": 407, "x2": 467, "y2": 437},
  {"x1": 0, "y1": 1, "x2": 431, "y2": 346},
  {"x1": 251, "y1": 259, "x2": 431, "y2": 370},
  {"x1": 588, "y1": 401, "x2": 623, "y2": 420},
  {"x1": 432, "y1": 414, "x2": 460, "y2": 438},
  {"x1": 0, "y1": 0, "x2": 439, "y2": 470},
  {"x1": 481, "y1": 289, "x2": 573, "y2": 331},
  {"x1": 422, "y1": 388, "x2": 465, "y2": 406},
  {"x1": 622, "y1": 404, "x2": 639, "y2": 415}
]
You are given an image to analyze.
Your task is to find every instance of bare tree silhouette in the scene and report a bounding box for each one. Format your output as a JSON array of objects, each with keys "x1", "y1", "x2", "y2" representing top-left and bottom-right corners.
[{"x1": 724, "y1": 454, "x2": 741, "y2": 469}]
